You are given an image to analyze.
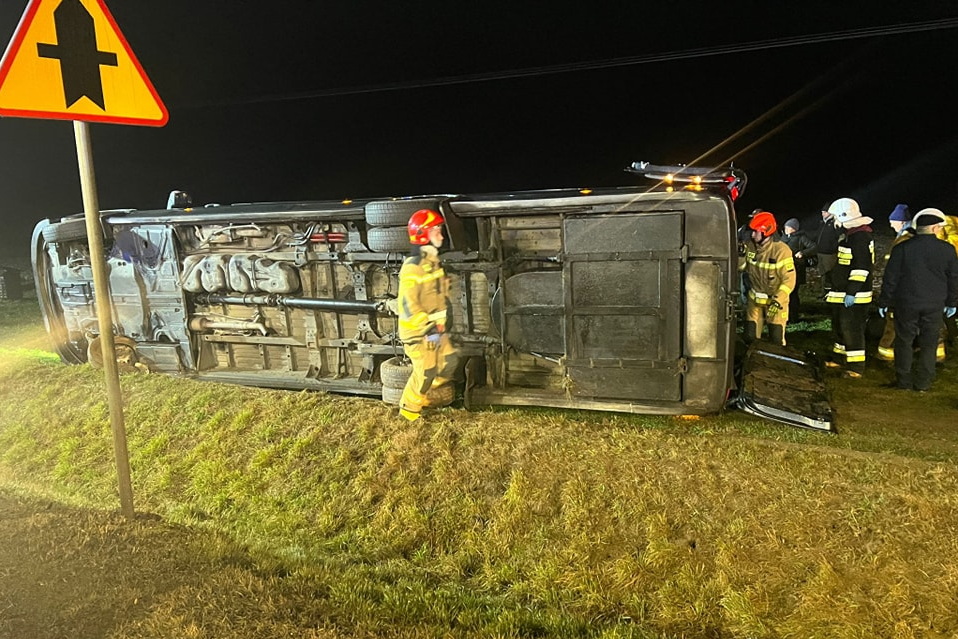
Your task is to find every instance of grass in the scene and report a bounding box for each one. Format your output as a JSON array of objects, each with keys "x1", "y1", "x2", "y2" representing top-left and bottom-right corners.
[{"x1": 1, "y1": 297, "x2": 958, "y2": 638}]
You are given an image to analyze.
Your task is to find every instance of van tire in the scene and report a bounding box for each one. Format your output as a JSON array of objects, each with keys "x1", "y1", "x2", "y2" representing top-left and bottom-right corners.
[
  {"x1": 381, "y1": 380, "x2": 456, "y2": 407},
  {"x1": 42, "y1": 217, "x2": 93, "y2": 243},
  {"x1": 365, "y1": 199, "x2": 440, "y2": 227},
  {"x1": 425, "y1": 382, "x2": 455, "y2": 407},
  {"x1": 367, "y1": 226, "x2": 412, "y2": 253},
  {"x1": 381, "y1": 384, "x2": 404, "y2": 406},
  {"x1": 380, "y1": 356, "x2": 412, "y2": 388}
]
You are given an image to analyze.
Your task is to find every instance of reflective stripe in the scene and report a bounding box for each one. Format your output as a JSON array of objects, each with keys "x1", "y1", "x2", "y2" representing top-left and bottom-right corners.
[
  {"x1": 849, "y1": 269, "x2": 870, "y2": 282},
  {"x1": 401, "y1": 269, "x2": 445, "y2": 285},
  {"x1": 400, "y1": 309, "x2": 429, "y2": 325},
  {"x1": 877, "y1": 346, "x2": 895, "y2": 360},
  {"x1": 826, "y1": 290, "x2": 872, "y2": 303},
  {"x1": 833, "y1": 343, "x2": 846, "y2": 354},
  {"x1": 837, "y1": 246, "x2": 853, "y2": 265},
  {"x1": 748, "y1": 290, "x2": 771, "y2": 304},
  {"x1": 777, "y1": 284, "x2": 793, "y2": 294},
  {"x1": 846, "y1": 350, "x2": 866, "y2": 363},
  {"x1": 747, "y1": 259, "x2": 787, "y2": 271}
]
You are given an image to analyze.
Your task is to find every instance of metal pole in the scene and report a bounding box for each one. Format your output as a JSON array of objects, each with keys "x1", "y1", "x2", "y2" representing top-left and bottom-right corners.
[{"x1": 73, "y1": 121, "x2": 134, "y2": 518}]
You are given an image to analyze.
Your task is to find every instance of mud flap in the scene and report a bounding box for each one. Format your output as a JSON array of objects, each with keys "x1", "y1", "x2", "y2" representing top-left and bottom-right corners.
[{"x1": 731, "y1": 341, "x2": 835, "y2": 432}]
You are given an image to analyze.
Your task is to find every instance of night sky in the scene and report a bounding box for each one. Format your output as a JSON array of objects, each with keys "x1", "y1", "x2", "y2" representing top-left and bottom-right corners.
[{"x1": 2, "y1": 1, "x2": 958, "y2": 267}]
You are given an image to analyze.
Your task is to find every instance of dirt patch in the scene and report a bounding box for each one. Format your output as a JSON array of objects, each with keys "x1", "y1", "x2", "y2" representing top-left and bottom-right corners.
[{"x1": 0, "y1": 490, "x2": 346, "y2": 639}]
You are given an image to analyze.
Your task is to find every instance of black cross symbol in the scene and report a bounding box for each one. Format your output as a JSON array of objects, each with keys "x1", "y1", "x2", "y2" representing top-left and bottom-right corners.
[{"x1": 36, "y1": 0, "x2": 117, "y2": 110}]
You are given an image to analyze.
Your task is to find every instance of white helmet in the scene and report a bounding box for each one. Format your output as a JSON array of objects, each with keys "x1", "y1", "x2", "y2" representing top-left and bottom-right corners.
[
  {"x1": 828, "y1": 197, "x2": 873, "y2": 228},
  {"x1": 912, "y1": 207, "x2": 946, "y2": 227}
]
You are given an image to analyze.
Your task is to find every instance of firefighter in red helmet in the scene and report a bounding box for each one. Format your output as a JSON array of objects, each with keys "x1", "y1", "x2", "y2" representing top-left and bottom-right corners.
[
  {"x1": 740, "y1": 211, "x2": 796, "y2": 345},
  {"x1": 396, "y1": 209, "x2": 459, "y2": 421}
]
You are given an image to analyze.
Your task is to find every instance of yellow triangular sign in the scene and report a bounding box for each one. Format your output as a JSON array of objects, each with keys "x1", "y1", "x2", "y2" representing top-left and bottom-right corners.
[{"x1": 0, "y1": 0, "x2": 167, "y2": 126}]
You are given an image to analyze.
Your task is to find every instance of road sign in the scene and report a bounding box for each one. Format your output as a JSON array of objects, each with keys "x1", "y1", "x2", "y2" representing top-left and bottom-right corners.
[{"x1": 0, "y1": 0, "x2": 167, "y2": 126}]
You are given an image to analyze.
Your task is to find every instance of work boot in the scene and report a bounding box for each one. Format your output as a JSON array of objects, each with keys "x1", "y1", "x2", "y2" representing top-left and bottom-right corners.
[
  {"x1": 743, "y1": 321, "x2": 759, "y2": 344},
  {"x1": 768, "y1": 324, "x2": 785, "y2": 346},
  {"x1": 399, "y1": 407, "x2": 421, "y2": 422}
]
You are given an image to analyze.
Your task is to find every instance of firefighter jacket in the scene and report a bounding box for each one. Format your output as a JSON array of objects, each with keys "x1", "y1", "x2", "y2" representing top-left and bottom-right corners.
[
  {"x1": 740, "y1": 238, "x2": 796, "y2": 308},
  {"x1": 878, "y1": 232, "x2": 958, "y2": 310},
  {"x1": 939, "y1": 215, "x2": 958, "y2": 256},
  {"x1": 397, "y1": 246, "x2": 451, "y2": 342},
  {"x1": 826, "y1": 226, "x2": 874, "y2": 305}
]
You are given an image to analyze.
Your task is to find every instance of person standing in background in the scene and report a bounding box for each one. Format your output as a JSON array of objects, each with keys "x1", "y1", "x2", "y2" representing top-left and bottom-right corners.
[
  {"x1": 825, "y1": 198, "x2": 874, "y2": 378},
  {"x1": 782, "y1": 218, "x2": 817, "y2": 321},
  {"x1": 878, "y1": 208, "x2": 958, "y2": 391},
  {"x1": 877, "y1": 204, "x2": 915, "y2": 362},
  {"x1": 815, "y1": 202, "x2": 842, "y2": 294}
]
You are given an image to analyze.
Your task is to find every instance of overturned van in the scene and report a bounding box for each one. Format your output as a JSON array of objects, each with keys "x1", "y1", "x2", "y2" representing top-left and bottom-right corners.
[{"x1": 30, "y1": 162, "x2": 830, "y2": 426}]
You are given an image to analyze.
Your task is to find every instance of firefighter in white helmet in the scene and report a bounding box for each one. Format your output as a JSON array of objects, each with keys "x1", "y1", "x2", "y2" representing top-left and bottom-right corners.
[
  {"x1": 824, "y1": 197, "x2": 874, "y2": 378},
  {"x1": 396, "y1": 209, "x2": 459, "y2": 421}
]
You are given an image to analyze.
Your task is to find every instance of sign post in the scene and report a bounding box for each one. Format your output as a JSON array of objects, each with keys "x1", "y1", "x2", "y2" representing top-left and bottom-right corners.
[
  {"x1": 0, "y1": 0, "x2": 168, "y2": 518},
  {"x1": 74, "y1": 119, "x2": 134, "y2": 516}
]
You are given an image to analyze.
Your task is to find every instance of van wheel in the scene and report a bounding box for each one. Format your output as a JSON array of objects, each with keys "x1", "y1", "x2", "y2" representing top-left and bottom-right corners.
[
  {"x1": 380, "y1": 356, "x2": 412, "y2": 388},
  {"x1": 365, "y1": 199, "x2": 440, "y2": 227},
  {"x1": 42, "y1": 216, "x2": 92, "y2": 243},
  {"x1": 367, "y1": 226, "x2": 412, "y2": 253},
  {"x1": 87, "y1": 336, "x2": 143, "y2": 373},
  {"x1": 381, "y1": 380, "x2": 456, "y2": 407},
  {"x1": 381, "y1": 384, "x2": 404, "y2": 406},
  {"x1": 425, "y1": 382, "x2": 455, "y2": 407}
]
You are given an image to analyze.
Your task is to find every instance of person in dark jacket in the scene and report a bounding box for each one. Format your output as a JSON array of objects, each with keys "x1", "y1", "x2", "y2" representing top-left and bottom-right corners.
[
  {"x1": 814, "y1": 201, "x2": 842, "y2": 293},
  {"x1": 824, "y1": 198, "x2": 874, "y2": 378},
  {"x1": 876, "y1": 204, "x2": 919, "y2": 362},
  {"x1": 782, "y1": 217, "x2": 817, "y2": 320},
  {"x1": 878, "y1": 208, "x2": 958, "y2": 391}
]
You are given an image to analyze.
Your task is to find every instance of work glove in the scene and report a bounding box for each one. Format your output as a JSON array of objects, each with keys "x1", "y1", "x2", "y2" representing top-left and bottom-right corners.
[
  {"x1": 766, "y1": 301, "x2": 782, "y2": 319},
  {"x1": 946, "y1": 306, "x2": 958, "y2": 319},
  {"x1": 424, "y1": 331, "x2": 442, "y2": 349},
  {"x1": 843, "y1": 294, "x2": 856, "y2": 308},
  {"x1": 878, "y1": 307, "x2": 888, "y2": 318}
]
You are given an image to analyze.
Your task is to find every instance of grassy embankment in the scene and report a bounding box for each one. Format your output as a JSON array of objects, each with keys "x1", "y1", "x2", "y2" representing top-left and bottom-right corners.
[{"x1": 1, "y1": 297, "x2": 957, "y2": 638}]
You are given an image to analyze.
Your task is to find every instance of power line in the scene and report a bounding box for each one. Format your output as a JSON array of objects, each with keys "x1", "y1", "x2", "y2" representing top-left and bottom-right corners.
[{"x1": 196, "y1": 17, "x2": 958, "y2": 107}]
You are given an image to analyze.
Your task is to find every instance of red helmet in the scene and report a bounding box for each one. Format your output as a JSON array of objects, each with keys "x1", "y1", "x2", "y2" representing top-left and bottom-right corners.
[
  {"x1": 748, "y1": 211, "x2": 777, "y2": 238},
  {"x1": 407, "y1": 209, "x2": 445, "y2": 245}
]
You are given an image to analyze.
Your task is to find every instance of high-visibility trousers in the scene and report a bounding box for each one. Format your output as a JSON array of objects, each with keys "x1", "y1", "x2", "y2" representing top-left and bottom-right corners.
[
  {"x1": 745, "y1": 298, "x2": 788, "y2": 345},
  {"x1": 400, "y1": 334, "x2": 458, "y2": 417},
  {"x1": 830, "y1": 304, "x2": 868, "y2": 372}
]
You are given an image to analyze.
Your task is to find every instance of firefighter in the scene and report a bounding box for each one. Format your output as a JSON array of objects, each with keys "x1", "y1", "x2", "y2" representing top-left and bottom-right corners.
[
  {"x1": 824, "y1": 197, "x2": 875, "y2": 378},
  {"x1": 877, "y1": 208, "x2": 958, "y2": 391},
  {"x1": 740, "y1": 211, "x2": 796, "y2": 345},
  {"x1": 397, "y1": 209, "x2": 459, "y2": 421},
  {"x1": 937, "y1": 214, "x2": 958, "y2": 348}
]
